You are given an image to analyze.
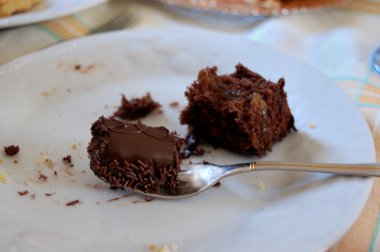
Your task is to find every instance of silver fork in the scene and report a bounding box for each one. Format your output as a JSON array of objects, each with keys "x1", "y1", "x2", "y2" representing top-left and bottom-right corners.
[{"x1": 89, "y1": 11, "x2": 136, "y2": 35}]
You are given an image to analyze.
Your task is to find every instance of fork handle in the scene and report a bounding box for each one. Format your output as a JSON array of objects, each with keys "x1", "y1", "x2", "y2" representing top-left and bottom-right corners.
[{"x1": 252, "y1": 162, "x2": 380, "y2": 177}]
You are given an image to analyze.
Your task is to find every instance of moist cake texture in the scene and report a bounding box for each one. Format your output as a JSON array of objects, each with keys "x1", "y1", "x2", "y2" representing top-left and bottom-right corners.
[
  {"x1": 87, "y1": 116, "x2": 183, "y2": 192},
  {"x1": 180, "y1": 63, "x2": 295, "y2": 156}
]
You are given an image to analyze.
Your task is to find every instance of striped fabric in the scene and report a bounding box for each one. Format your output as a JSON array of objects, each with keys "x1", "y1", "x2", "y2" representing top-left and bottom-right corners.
[{"x1": 0, "y1": 1, "x2": 379, "y2": 251}]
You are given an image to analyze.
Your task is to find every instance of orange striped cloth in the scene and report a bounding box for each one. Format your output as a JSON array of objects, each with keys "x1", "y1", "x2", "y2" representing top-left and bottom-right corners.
[{"x1": 0, "y1": 1, "x2": 379, "y2": 251}]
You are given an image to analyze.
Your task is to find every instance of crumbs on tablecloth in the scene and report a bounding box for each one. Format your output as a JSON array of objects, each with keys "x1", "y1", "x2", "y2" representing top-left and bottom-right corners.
[
  {"x1": 18, "y1": 190, "x2": 29, "y2": 196},
  {"x1": 4, "y1": 145, "x2": 19, "y2": 156},
  {"x1": 66, "y1": 199, "x2": 81, "y2": 206}
]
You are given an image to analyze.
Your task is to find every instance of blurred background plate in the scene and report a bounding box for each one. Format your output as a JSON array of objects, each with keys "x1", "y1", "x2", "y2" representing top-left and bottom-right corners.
[{"x1": 155, "y1": 0, "x2": 342, "y2": 15}]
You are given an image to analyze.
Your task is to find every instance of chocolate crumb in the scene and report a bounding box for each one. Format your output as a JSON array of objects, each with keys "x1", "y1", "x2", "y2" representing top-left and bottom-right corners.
[
  {"x1": 45, "y1": 193, "x2": 54, "y2": 196},
  {"x1": 38, "y1": 171, "x2": 48, "y2": 182},
  {"x1": 74, "y1": 64, "x2": 81, "y2": 70},
  {"x1": 54, "y1": 171, "x2": 58, "y2": 176},
  {"x1": 30, "y1": 194, "x2": 36, "y2": 199},
  {"x1": 62, "y1": 155, "x2": 72, "y2": 164},
  {"x1": 144, "y1": 197, "x2": 154, "y2": 202},
  {"x1": 4, "y1": 145, "x2": 19, "y2": 156},
  {"x1": 18, "y1": 190, "x2": 29, "y2": 196},
  {"x1": 169, "y1": 101, "x2": 179, "y2": 108},
  {"x1": 13, "y1": 160, "x2": 18, "y2": 164},
  {"x1": 107, "y1": 194, "x2": 132, "y2": 202},
  {"x1": 213, "y1": 181, "x2": 222, "y2": 187},
  {"x1": 44, "y1": 159, "x2": 54, "y2": 169},
  {"x1": 111, "y1": 93, "x2": 161, "y2": 120},
  {"x1": 66, "y1": 199, "x2": 81, "y2": 206}
]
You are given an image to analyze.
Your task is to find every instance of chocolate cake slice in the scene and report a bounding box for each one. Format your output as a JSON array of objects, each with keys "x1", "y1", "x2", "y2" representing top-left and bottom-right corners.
[
  {"x1": 87, "y1": 116, "x2": 183, "y2": 192},
  {"x1": 180, "y1": 63, "x2": 295, "y2": 157}
]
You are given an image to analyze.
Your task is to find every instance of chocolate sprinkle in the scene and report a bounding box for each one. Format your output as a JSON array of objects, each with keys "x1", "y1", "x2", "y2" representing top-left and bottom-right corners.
[
  {"x1": 66, "y1": 199, "x2": 81, "y2": 206},
  {"x1": 87, "y1": 117, "x2": 183, "y2": 192},
  {"x1": 18, "y1": 190, "x2": 29, "y2": 196}
]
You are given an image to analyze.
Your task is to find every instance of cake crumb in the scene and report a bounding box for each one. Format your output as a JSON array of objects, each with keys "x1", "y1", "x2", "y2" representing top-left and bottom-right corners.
[
  {"x1": 41, "y1": 91, "x2": 50, "y2": 97},
  {"x1": 4, "y1": 145, "x2": 19, "y2": 156},
  {"x1": 63, "y1": 155, "x2": 71, "y2": 164},
  {"x1": 18, "y1": 190, "x2": 29, "y2": 196},
  {"x1": 0, "y1": 159, "x2": 3, "y2": 164},
  {"x1": 112, "y1": 93, "x2": 161, "y2": 120},
  {"x1": 44, "y1": 159, "x2": 54, "y2": 169},
  {"x1": 38, "y1": 171, "x2": 48, "y2": 182},
  {"x1": 74, "y1": 64, "x2": 96, "y2": 74},
  {"x1": 30, "y1": 194, "x2": 36, "y2": 199},
  {"x1": 45, "y1": 193, "x2": 54, "y2": 196},
  {"x1": 308, "y1": 122, "x2": 318, "y2": 129},
  {"x1": 256, "y1": 181, "x2": 267, "y2": 191},
  {"x1": 169, "y1": 101, "x2": 179, "y2": 108},
  {"x1": 72, "y1": 144, "x2": 77, "y2": 150},
  {"x1": 0, "y1": 172, "x2": 7, "y2": 183},
  {"x1": 148, "y1": 244, "x2": 178, "y2": 252},
  {"x1": 213, "y1": 181, "x2": 222, "y2": 188},
  {"x1": 144, "y1": 197, "x2": 154, "y2": 202},
  {"x1": 66, "y1": 199, "x2": 81, "y2": 206},
  {"x1": 13, "y1": 160, "x2": 18, "y2": 164}
]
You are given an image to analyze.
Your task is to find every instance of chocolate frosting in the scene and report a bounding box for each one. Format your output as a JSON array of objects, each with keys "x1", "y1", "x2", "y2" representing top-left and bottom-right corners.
[{"x1": 101, "y1": 120, "x2": 180, "y2": 165}]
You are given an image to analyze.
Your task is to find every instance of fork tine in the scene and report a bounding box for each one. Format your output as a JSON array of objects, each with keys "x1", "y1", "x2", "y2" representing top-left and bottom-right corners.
[{"x1": 90, "y1": 11, "x2": 135, "y2": 34}]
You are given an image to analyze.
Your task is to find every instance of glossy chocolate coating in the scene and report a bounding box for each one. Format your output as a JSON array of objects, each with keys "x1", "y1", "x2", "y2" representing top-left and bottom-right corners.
[{"x1": 101, "y1": 120, "x2": 179, "y2": 165}]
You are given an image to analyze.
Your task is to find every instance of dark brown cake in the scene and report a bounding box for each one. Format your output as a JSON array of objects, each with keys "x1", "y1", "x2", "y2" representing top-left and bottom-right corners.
[
  {"x1": 87, "y1": 116, "x2": 183, "y2": 192},
  {"x1": 4, "y1": 145, "x2": 20, "y2": 156},
  {"x1": 180, "y1": 63, "x2": 295, "y2": 157},
  {"x1": 112, "y1": 93, "x2": 161, "y2": 120}
]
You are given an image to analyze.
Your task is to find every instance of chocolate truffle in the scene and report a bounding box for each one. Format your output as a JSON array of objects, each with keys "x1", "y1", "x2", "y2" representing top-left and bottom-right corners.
[
  {"x1": 180, "y1": 63, "x2": 295, "y2": 157},
  {"x1": 87, "y1": 116, "x2": 183, "y2": 192}
]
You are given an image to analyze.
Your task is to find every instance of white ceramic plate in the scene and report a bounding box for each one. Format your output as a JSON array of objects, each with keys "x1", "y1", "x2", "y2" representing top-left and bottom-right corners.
[
  {"x1": 0, "y1": 0, "x2": 107, "y2": 28},
  {"x1": 0, "y1": 28, "x2": 375, "y2": 252}
]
